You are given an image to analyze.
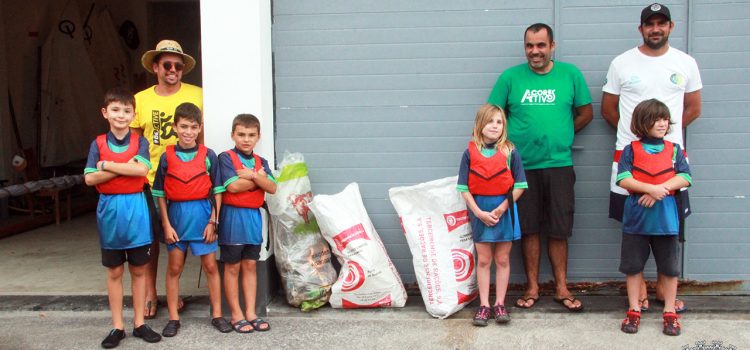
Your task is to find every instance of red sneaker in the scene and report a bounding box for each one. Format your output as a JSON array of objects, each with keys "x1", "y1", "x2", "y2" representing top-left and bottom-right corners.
[
  {"x1": 621, "y1": 310, "x2": 641, "y2": 334},
  {"x1": 662, "y1": 312, "x2": 681, "y2": 336}
]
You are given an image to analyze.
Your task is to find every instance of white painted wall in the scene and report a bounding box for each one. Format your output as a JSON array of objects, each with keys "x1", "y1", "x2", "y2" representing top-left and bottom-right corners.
[{"x1": 200, "y1": 0, "x2": 275, "y2": 166}]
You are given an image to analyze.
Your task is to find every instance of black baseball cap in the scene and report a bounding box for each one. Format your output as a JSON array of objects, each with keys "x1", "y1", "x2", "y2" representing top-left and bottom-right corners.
[{"x1": 641, "y1": 3, "x2": 671, "y2": 23}]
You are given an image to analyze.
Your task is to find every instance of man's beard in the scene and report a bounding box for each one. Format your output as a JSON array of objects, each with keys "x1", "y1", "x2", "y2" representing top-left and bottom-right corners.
[{"x1": 644, "y1": 34, "x2": 669, "y2": 50}]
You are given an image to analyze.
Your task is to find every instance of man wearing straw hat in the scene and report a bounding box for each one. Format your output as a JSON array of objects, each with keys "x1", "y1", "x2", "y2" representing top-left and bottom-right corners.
[{"x1": 130, "y1": 39, "x2": 203, "y2": 319}]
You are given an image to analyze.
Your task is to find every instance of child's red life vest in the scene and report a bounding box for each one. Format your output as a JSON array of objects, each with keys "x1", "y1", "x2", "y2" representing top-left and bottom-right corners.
[
  {"x1": 222, "y1": 150, "x2": 265, "y2": 208},
  {"x1": 631, "y1": 140, "x2": 676, "y2": 195},
  {"x1": 95, "y1": 133, "x2": 147, "y2": 194},
  {"x1": 163, "y1": 144, "x2": 212, "y2": 201},
  {"x1": 467, "y1": 142, "x2": 514, "y2": 196}
]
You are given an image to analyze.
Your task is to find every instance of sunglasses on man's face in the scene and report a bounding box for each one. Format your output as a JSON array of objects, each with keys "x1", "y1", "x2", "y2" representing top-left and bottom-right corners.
[{"x1": 161, "y1": 61, "x2": 185, "y2": 72}]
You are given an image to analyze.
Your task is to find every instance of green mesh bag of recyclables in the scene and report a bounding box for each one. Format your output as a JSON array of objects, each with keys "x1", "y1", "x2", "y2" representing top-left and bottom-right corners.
[{"x1": 267, "y1": 152, "x2": 337, "y2": 311}]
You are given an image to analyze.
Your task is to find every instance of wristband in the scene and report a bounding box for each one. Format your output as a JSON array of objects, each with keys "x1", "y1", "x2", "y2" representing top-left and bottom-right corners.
[{"x1": 209, "y1": 219, "x2": 218, "y2": 225}]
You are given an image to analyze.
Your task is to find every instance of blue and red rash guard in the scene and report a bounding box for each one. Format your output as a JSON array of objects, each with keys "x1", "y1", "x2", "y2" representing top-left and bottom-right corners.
[
  {"x1": 467, "y1": 141, "x2": 514, "y2": 196},
  {"x1": 163, "y1": 144, "x2": 212, "y2": 201},
  {"x1": 222, "y1": 149, "x2": 265, "y2": 208},
  {"x1": 630, "y1": 140, "x2": 676, "y2": 195},
  {"x1": 95, "y1": 133, "x2": 147, "y2": 194}
]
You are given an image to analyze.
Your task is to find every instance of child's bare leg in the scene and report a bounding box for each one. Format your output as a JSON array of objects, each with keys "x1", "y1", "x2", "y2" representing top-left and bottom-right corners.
[
  {"x1": 201, "y1": 253, "x2": 222, "y2": 318},
  {"x1": 626, "y1": 273, "x2": 643, "y2": 311},
  {"x1": 241, "y1": 259, "x2": 259, "y2": 320},
  {"x1": 144, "y1": 240, "x2": 160, "y2": 316},
  {"x1": 223, "y1": 262, "x2": 243, "y2": 323},
  {"x1": 166, "y1": 248, "x2": 186, "y2": 321},
  {"x1": 639, "y1": 273, "x2": 649, "y2": 308},
  {"x1": 493, "y1": 242, "x2": 512, "y2": 306},
  {"x1": 660, "y1": 276, "x2": 678, "y2": 313},
  {"x1": 106, "y1": 265, "x2": 125, "y2": 330},
  {"x1": 475, "y1": 243, "x2": 493, "y2": 307},
  {"x1": 129, "y1": 263, "x2": 148, "y2": 327}
]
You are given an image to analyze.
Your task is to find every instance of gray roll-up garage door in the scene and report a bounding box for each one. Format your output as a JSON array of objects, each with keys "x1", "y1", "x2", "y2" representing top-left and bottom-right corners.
[{"x1": 272, "y1": 0, "x2": 750, "y2": 286}]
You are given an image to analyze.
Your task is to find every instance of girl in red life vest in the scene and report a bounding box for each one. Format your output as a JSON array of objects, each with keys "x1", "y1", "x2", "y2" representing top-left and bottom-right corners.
[
  {"x1": 457, "y1": 104, "x2": 527, "y2": 326},
  {"x1": 616, "y1": 99, "x2": 691, "y2": 336}
]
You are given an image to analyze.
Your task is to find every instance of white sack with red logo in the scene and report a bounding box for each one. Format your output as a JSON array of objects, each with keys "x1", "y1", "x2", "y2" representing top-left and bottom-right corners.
[
  {"x1": 309, "y1": 183, "x2": 407, "y2": 308},
  {"x1": 267, "y1": 152, "x2": 337, "y2": 311},
  {"x1": 388, "y1": 176, "x2": 478, "y2": 319}
]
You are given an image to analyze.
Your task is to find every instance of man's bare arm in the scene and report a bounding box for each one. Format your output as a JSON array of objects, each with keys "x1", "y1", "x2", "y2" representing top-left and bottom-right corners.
[
  {"x1": 683, "y1": 90, "x2": 702, "y2": 127},
  {"x1": 601, "y1": 92, "x2": 620, "y2": 130},
  {"x1": 574, "y1": 103, "x2": 593, "y2": 132}
]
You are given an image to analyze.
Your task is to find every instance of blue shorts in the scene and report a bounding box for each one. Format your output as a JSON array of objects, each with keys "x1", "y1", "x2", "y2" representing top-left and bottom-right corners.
[
  {"x1": 218, "y1": 205, "x2": 263, "y2": 245},
  {"x1": 167, "y1": 240, "x2": 218, "y2": 256}
]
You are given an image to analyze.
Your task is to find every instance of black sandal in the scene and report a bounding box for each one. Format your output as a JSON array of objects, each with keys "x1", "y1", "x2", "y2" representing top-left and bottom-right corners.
[
  {"x1": 212, "y1": 317, "x2": 233, "y2": 333},
  {"x1": 553, "y1": 296, "x2": 584, "y2": 312},
  {"x1": 232, "y1": 319, "x2": 254, "y2": 333},
  {"x1": 248, "y1": 318, "x2": 271, "y2": 332}
]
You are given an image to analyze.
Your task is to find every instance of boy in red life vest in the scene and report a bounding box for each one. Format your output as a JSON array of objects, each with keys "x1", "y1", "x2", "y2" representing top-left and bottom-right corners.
[
  {"x1": 151, "y1": 103, "x2": 231, "y2": 336},
  {"x1": 217, "y1": 114, "x2": 277, "y2": 333},
  {"x1": 84, "y1": 88, "x2": 162, "y2": 348},
  {"x1": 616, "y1": 99, "x2": 691, "y2": 336}
]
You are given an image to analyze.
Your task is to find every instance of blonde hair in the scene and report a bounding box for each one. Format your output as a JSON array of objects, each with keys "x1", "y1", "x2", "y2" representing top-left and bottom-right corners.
[{"x1": 472, "y1": 104, "x2": 514, "y2": 156}]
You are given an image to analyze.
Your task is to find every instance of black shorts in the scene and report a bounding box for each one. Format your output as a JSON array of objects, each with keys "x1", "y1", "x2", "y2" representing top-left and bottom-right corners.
[
  {"x1": 619, "y1": 234, "x2": 680, "y2": 277},
  {"x1": 608, "y1": 191, "x2": 627, "y2": 222},
  {"x1": 101, "y1": 244, "x2": 152, "y2": 268},
  {"x1": 517, "y1": 166, "x2": 575, "y2": 239},
  {"x1": 220, "y1": 244, "x2": 261, "y2": 264}
]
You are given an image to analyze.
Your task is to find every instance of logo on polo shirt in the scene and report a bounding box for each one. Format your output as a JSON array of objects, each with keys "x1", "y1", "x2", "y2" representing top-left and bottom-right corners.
[
  {"x1": 670, "y1": 73, "x2": 685, "y2": 87},
  {"x1": 520, "y1": 89, "x2": 556, "y2": 105}
]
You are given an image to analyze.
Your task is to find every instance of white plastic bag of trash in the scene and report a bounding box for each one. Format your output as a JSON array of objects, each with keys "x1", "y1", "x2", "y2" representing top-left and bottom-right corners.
[
  {"x1": 309, "y1": 182, "x2": 407, "y2": 308},
  {"x1": 389, "y1": 176, "x2": 478, "y2": 319},
  {"x1": 267, "y1": 152, "x2": 337, "y2": 311}
]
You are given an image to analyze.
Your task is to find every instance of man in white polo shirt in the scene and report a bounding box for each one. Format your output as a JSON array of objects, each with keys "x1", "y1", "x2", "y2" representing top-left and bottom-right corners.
[{"x1": 601, "y1": 2, "x2": 702, "y2": 314}]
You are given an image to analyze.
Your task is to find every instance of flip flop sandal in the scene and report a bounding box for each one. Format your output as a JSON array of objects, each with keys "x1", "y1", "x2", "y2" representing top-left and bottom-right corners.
[
  {"x1": 248, "y1": 318, "x2": 271, "y2": 332},
  {"x1": 654, "y1": 298, "x2": 687, "y2": 313},
  {"x1": 514, "y1": 295, "x2": 539, "y2": 309},
  {"x1": 639, "y1": 298, "x2": 649, "y2": 312},
  {"x1": 212, "y1": 317, "x2": 233, "y2": 333},
  {"x1": 232, "y1": 319, "x2": 254, "y2": 333},
  {"x1": 144, "y1": 300, "x2": 158, "y2": 320},
  {"x1": 553, "y1": 297, "x2": 584, "y2": 312},
  {"x1": 178, "y1": 296, "x2": 192, "y2": 312}
]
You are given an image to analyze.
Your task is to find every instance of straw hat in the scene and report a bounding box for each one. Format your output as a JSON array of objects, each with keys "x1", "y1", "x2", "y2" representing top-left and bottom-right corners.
[{"x1": 141, "y1": 39, "x2": 196, "y2": 75}]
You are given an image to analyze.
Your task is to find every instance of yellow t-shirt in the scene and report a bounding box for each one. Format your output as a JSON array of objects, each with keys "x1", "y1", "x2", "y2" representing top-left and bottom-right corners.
[{"x1": 131, "y1": 83, "x2": 203, "y2": 184}]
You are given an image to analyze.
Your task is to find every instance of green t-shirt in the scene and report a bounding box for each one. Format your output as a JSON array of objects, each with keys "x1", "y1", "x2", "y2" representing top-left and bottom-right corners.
[{"x1": 487, "y1": 61, "x2": 591, "y2": 170}]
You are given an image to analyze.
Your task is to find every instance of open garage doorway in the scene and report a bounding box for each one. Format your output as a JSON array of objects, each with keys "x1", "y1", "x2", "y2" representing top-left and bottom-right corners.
[{"x1": 0, "y1": 0, "x2": 203, "y2": 296}]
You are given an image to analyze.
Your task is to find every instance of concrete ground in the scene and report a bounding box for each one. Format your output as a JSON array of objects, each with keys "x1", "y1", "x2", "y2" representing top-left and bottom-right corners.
[
  {"x1": 0, "y1": 297, "x2": 748, "y2": 350},
  {"x1": 0, "y1": 213, "x2": 205, "y2": 296},
  {"x1": 1, "y1": 213, "x2": 749, "y2": 349}
]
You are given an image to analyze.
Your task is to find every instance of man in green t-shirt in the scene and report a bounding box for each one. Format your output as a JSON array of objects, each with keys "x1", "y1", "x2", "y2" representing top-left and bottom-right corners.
[{"x1": 487, "y1": 23, "x2": 592, "y2": 312}]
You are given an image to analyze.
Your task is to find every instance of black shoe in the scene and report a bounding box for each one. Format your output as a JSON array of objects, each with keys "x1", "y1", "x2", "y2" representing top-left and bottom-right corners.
[
  {"x1": 133, "y1": 324, "x2": 162, "y2": 343},
  {"x1": 162, "y1": 320, "x2": 181, "y2": 337},
  {"x1": 101, "y1": 329, "x2": 126, "y2": 348}
]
